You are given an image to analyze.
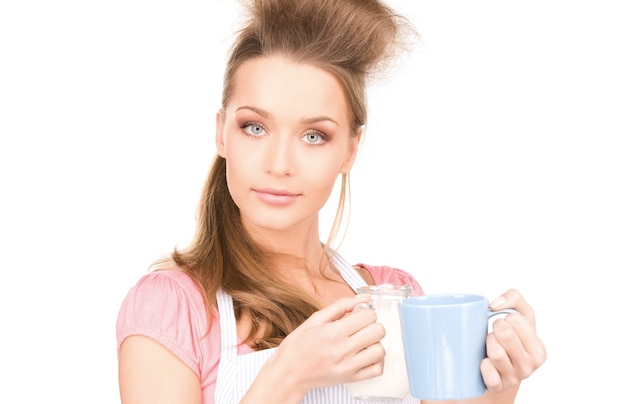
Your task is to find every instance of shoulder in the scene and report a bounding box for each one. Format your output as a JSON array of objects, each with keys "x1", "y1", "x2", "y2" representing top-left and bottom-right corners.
[
  {"x1": 117, "y1": 270, "x2": 208, "y2": 327},
  {"x1": 355, "y1": 263, "x2": 425, "y2": 296},
  {"x1": 116, "y1": 269, "x2": 219, "y2": 377}
]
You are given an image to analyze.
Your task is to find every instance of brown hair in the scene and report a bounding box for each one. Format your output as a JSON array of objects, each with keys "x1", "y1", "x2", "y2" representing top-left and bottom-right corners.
[{"x1": 164, "y1": 0, "x2": 415, "y2": 349}]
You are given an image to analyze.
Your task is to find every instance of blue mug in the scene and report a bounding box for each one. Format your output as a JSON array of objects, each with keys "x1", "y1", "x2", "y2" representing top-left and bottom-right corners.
[{"x1": 398, "y1": 294, "x2": 515, "y2": 400}]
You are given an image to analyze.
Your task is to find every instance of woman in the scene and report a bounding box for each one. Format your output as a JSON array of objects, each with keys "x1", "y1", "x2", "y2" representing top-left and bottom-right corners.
[{"x1": 116, "y1": 0, "x2": 546, "y2": 403}]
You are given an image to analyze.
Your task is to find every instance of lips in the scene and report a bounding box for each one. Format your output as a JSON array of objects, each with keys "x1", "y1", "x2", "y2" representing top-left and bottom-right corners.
[{"x1": 253, "y1": 188, "x2": 300, "y2": 206}]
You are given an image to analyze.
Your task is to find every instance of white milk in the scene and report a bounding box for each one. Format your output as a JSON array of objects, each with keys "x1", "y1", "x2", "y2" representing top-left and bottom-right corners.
[{"x1": 345, "y1": 293, "x2": 410, "y2": 401}]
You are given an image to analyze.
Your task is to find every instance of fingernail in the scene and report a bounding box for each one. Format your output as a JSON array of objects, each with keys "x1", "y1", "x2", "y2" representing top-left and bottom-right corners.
[{"x1": 490, "y1": 296, "x2": 505, "y2": 309}]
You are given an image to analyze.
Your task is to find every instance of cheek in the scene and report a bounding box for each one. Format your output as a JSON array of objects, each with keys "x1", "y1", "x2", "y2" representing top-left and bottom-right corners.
[
  {"x1": 223, "y1": 140, "x2": 257, "y2": 174},
  {"x1": 223, "y1": 154, "x2": 252, "y2": 202},
  {"x1": 306, "y1": 157, "x2": 344, "y2": 194},
  {"x1": 319, "y1": 148, "x2": 351, "y2": 176}
]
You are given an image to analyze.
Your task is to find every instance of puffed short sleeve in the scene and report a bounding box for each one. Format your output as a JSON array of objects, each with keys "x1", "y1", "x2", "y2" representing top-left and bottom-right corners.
[
  {"x1": 116, "y1": 270, "x2": 211, "y2": 377},
  {"x1": 359, "y1": 264, "x2": 425, "y2": 296}
]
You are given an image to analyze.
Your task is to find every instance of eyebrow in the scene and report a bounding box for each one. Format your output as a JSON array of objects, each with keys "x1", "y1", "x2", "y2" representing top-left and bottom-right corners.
[{"x1": 235, "y1": 105, "x2": 339, "y2": 126}]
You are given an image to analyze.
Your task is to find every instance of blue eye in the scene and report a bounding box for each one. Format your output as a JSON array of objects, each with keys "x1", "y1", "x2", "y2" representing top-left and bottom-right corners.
[
  {"x1": 242, "y1": 123, "x2": 265, "y2": 136},
  {"x1": 303, "y1": 131, "x2": 326, "y2": 145}
]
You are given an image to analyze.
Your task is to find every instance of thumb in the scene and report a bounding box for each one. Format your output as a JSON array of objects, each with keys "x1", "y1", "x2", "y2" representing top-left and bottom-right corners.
[{"x1": 303, "y1": 295, "x2": 371, "y2": 327}]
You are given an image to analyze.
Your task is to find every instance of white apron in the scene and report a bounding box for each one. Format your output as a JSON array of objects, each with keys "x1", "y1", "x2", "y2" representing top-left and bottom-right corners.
[{"x1": 213, "y1": 251, "x2": 421, "y2": 404}]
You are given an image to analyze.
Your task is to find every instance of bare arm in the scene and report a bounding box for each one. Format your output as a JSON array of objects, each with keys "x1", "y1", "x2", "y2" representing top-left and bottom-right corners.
[{"x1": 118, "y1": 335, "x2": 201, "y2": 404}]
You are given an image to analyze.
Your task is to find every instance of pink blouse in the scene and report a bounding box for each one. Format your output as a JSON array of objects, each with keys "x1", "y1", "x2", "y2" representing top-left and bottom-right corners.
[{"x1": 116, "y1": 264, "x2": 424, "y2": 401}]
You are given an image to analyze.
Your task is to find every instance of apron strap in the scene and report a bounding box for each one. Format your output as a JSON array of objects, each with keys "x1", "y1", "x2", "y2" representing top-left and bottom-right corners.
[
  {"x1": 214, "y1": 288, "x2": 239, "y2": 403},
  {"x1": 328, "y1": 248, "x2": 368, "y2": 291}
]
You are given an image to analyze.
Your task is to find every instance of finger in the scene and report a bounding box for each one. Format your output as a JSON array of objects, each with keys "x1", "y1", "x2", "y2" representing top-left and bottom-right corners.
[
  {"x1": 339, "y1": 305, "x2": 380, "y2": 334},
  {"x1": 346, "y1": 320, "x2": 386, "y2": 350},
  {"x1": 489, "y1": 288, "x2": 536, "y2": 328},
  {"x1": 305, "y1": 295, "x2": 372, "y2": 327},
  {"x1": 488, "y1": 320, "x2": 519, "y2": 382},
  {"x1": 490, "y1": 317, "x2": 546, "y2": 384},
  {"x1": 499, "y1": 315, "x2": 548, "y2": 373},
  {"x1": 352, "y1": 342, "x2": 386, "y2": 381},
  {"x1": 490, "y1": 290, "x2": 547, "y2": 370},
  {"x1": 483, "y1": 329, "x2": 529, "y2": 393},
  {"x1": 480, "y1": 356, "x2": 504, "y2": 392},
  {"x1": 313, "y1": 306, "x2": 378, "y2": 343}
]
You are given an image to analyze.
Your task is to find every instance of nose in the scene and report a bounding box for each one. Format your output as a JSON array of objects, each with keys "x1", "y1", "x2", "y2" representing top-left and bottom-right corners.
[{"x1": 263, "y1": 135, "x2": 295, "y2": 176}]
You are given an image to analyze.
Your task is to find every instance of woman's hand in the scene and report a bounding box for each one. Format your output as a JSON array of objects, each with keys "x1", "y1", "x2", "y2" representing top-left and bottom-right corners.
[
  {"x1": 481, "y1": 288, "x2": 547, "y2": 395},
  {"x1": 241, "y1": 295, "x2": 386, "y2": 403}
]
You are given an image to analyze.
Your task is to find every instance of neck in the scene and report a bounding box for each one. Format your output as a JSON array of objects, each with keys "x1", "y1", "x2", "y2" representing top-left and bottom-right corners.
[{"x1": 244, "y1": 217, "x2": 327, "y2": 265}]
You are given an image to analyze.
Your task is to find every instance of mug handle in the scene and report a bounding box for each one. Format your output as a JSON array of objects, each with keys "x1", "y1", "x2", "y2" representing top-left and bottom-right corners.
[{"x1": 487, "y1": 308, "x2": 518, "y2": 319}]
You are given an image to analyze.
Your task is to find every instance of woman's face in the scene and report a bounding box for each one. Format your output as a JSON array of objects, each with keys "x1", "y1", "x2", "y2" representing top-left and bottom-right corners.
[{"x1": 216, "y1": 55, "x2": 360, "y2": 236}]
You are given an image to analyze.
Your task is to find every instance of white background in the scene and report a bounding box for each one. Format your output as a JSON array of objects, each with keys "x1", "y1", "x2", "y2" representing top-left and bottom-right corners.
[{"x1": 1, "y1": 1, "x2": 624, "y2": 403}]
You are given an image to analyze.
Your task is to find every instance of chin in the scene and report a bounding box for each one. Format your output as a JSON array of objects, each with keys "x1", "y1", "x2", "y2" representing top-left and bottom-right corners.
[{"x1": 241, "y1": 211, "x2": 312, "y2": 235}]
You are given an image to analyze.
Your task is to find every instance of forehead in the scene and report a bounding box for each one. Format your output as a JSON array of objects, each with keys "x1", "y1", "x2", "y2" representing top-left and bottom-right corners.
[{"x1": 227, "y1": 56, "x2": 350, "y2": 124}]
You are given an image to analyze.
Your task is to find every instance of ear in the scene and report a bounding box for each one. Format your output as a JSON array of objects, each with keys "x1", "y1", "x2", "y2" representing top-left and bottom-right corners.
[
  {"x1": 215, "y1": 109, "x2": 226, "y2": 157},
  {"x1": 340, "y1": 127, "x2": 363, "y2": 174}
]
